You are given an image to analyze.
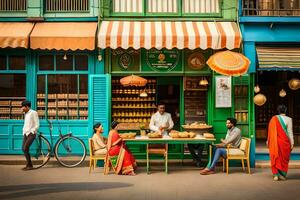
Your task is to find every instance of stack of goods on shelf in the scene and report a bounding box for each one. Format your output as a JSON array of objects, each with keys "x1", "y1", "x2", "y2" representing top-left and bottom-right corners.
[
  {"x1": 112, "y1": 78, "x2": 157, "y2": 129},
  {"x1": 0, "y1": 97, "x2": 25, "y2": 120}
]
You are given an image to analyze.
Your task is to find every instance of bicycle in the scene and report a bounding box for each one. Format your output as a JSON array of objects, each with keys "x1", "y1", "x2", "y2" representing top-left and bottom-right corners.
[{"x1": 30, "y1": 120, "x2": 87, "y2": 168}]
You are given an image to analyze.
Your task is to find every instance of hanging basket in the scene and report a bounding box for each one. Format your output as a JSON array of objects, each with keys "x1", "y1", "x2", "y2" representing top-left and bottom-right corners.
[
  {"x1": 288, "y1": 78, "x2": 300, "y2": 90},
  {"x1": 254, "y1": 93, "x2": 267, "y2": 106}
]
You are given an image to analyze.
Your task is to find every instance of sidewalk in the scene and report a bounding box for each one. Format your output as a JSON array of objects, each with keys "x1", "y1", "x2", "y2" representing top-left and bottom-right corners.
[
  {"x1": 1, "y1": 155, "x2": 300, "y2": 168},
  {"x1": 0, "y1": 165, "x2": 300, "y2": 200}
]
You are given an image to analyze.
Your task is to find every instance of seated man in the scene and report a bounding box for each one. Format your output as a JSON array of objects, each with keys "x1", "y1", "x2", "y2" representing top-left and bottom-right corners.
[
  {"x1": 149, "y1": 102, "x2": 174, "y2": 134},
  {"x1": 92, "y1": 122, "x2": 107, "y2": 155},
  {"x1": 200, "y1": 117, "x2": 241, "y2": 175}
]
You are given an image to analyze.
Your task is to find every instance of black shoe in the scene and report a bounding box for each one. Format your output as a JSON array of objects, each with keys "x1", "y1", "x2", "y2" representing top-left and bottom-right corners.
[{"x1": 22, "y1": 166, "x2": 34, "y2": 171}]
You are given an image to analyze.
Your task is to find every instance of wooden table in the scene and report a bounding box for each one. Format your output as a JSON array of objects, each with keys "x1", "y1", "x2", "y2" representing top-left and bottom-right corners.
[{"x1": 124, "y1": 135, "x2": 216, "y2": 174}]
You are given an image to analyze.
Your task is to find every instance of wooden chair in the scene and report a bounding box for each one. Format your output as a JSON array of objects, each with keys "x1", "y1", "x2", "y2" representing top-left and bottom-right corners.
[
  {"x1": 222, "y1": 137, "x2": 251, "y2": 174},
  {"x1": 146, "y1": 144, "x2": 168, "y2": 174},
  {"x1": 88, "y1": 138, "x2": 106, "y2": 174}
]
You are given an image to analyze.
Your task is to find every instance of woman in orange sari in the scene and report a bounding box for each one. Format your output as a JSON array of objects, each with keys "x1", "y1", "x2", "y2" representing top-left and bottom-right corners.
[
  {"x1": 268, "y1": 105, "x2": 294, "y2": 181},
  {"x1": 104, "y1": 121, "x2": 137, "y2": 175}
]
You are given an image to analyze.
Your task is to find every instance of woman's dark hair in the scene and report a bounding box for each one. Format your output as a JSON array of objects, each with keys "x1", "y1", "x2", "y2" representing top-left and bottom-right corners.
[
  {"x1": 111, "y1": 121, "x2": 119, "y2": 129},
  {"x1": 93, "y1": 122, "x2": 102, "y2": 133},
  {"x1": 227, "y1": 117, "x2": 237, "y2": 126},
  {"x1": 21, "y1": 100, "x2": 31, "y2": 107},
  {"x1": 277, "y1": 104, "x2": 287, "y2": 114}
]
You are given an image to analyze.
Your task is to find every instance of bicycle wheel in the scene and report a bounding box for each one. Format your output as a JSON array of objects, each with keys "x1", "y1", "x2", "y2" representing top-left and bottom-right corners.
[
  {"x1": 30, "y1": 134, "x2": 51, "y2": 169},
  {"x1": 54, "y1": 135, "x2": 86, "y2": 168}
]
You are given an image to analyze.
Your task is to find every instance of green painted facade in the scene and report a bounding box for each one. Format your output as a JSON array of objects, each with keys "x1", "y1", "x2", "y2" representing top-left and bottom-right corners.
[{"x1": 0, "y1": 1, "x2": 255, "y2": 166}]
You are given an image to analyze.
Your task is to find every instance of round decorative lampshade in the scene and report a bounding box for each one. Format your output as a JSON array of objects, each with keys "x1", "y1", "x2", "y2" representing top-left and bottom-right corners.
[
  {"x1": 207, "y1": 51, "x2": 250, "y2": 76},
  {"x1": 120, "y1": 75, "x2": 147, "y2": 87}
]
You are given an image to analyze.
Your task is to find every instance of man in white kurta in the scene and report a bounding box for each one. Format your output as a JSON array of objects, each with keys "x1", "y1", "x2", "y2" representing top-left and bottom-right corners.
[{"x1": 149, "y1": 103, "x2": 174, "y2": 134}]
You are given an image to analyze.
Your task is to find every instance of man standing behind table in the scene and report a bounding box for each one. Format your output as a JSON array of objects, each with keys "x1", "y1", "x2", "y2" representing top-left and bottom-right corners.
[
  {"x1": 149, "y1": 102, "x2": 174, "y2": 134},
  {"x1": 21, "y1": 100, "x2": 40, "y2": 170}
]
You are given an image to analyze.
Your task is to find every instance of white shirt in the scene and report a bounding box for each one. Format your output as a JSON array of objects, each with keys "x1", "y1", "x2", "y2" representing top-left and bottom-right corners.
[
  {"x1": 149, "y1": 111, "x2": 174, "y2": 132},
  {"x1": 23, "y1": 109, "x2": 40, "y2": 136}
]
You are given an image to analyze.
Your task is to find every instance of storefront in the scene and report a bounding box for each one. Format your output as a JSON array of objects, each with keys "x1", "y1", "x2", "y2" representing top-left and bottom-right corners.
[
  {"x1": 240, "y1": 13, "x2": 300, "y2": 160},
  {"x1": 93, "y1": 20, "x2": 254, "y2": 159},
  {"x1": 0, "y1": 22, "x2": 99, "y2": 154}
]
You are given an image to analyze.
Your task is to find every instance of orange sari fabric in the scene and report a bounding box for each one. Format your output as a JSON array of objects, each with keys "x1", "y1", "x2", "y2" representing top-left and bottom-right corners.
[
  {"x1": 268, "y1": 116, "x2": 291, "y2": 174},
  {"x1": 105, "y1": 129, "x2": 136, "y2": 175}
]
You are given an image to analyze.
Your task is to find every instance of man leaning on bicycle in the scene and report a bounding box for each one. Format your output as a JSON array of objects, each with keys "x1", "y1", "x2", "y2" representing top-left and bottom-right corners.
[{"x1": 21, "y1": 100, "x2": 40, "y2": 171}]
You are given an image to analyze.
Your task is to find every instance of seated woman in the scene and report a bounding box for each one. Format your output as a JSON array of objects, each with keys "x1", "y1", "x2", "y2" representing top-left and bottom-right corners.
[
  {"x1": 104, "y1": 121, "x2": 137, "y2": 175},
  {"x1": 92, "y1": 123, "x2": 107, "y2": 155}
]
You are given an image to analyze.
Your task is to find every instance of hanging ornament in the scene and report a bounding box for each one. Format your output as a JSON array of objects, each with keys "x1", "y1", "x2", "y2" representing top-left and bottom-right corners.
[
  {"x1": 254, "y1": 93, "x2": 267, "y2": 106},
  {"x1": 254, "y1": 85, "x2": 260, "y2": 93},
  {"x1": 288, "y1": 78, "x2": 300, "y2": 90},
  {"x1": 279, "y1": 89, "x2": 286, "y2": 98}
]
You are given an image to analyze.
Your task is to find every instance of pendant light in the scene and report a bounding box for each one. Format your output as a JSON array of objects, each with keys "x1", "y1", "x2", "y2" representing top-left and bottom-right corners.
[
  {"x1": 279, "y1": 89, "x2": 286, "y2": 98},
  {"x1": 254, "y1": 85, "x2": 260, "y2": 93},
  {"x1": 140, "y1": 89, "x2": 148, "y2": 97}
]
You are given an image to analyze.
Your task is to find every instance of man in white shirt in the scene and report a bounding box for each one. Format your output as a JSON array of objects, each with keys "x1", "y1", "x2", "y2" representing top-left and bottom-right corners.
[
  {"x1": 149, "y1": 102, "x2": 174, "y2": 134},
  {"x1": 21, "y1": 100, "x2": 39, "y2": 170}
]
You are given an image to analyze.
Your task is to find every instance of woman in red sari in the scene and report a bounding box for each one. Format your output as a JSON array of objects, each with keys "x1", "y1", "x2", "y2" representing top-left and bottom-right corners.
[
  {"x1": 104, "y1": 121, "x2": 137, "y2": 175},
  {"x1": 268, "y1": 105, "x2": 294, "y2": 181}
]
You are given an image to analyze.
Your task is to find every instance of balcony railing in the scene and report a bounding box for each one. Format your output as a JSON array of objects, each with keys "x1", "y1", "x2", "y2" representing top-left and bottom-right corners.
[
  {"x1": 0, "y1": 0, "x2": 27, "y2": 12},
  {"x1": 111, "y1": 0, "x2": 221, "y2": 15},
  {"x1": 45, "y1": 0, "x2": 89, "y2": 12},
  {"x1": 243, "y1": 0, "x2": 300, "y2": 16}
]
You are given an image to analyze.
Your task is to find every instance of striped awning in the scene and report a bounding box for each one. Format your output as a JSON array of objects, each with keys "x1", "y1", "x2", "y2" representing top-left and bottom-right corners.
[
  {"x1": 257, "y1": 46, "x2": 300, "y2": 70},
  {"x1": 98, "y1": 21, "x2": 241, "y2": 50}
]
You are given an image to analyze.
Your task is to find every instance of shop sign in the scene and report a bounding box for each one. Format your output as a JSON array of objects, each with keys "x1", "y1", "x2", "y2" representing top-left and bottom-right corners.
[
  {"x1": 146, "y1": 49, "x2": 179, "y2": 72},
  {"x1": 187, "y1": 52, "x2": 206, "y2": 70},
  {"x1": 111, "y1": 48, "x2": 140, "y2": 72}
]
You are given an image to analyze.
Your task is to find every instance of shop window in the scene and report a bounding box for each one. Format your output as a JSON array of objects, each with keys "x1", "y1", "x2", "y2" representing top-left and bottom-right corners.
[
  {"x1": 39, "y1": 55, "x2": 54, "y2": 71},
  {"x1": 75, "y1": 55, "x2": 88, "y2": 71},
  {"x1": 39, "y1": 54, "x2": 89, "y2": 71},
  {"x1": 0, "y1": 74, "x2": 26, "y2": 120},
  {"x1": 56, "y1": 55, "x2": 73, "y2": 71},
  {"x1": 0, "y1": 0, "x2": 27, "y2": 11},
  {"x1": 37, "y1": 74, "x2": 88, "y2": 120},
  {"x1": 0, "y1": 56, "x2": 6, "y2": 70},
  {"x1": 45, "y1": 0, "x2": 89, "y2": 12},
  {"x1": 9, "y1": 56, "x2": 26, "y2": 70}
]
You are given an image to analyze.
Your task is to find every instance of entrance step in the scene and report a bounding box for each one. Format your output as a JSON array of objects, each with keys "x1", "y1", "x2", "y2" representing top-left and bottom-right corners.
[{"x1": 256, "y1": 160, "x2": 300, "y2": 169}]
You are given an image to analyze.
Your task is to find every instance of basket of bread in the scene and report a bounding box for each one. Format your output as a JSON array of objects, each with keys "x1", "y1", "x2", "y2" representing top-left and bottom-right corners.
[
  {"x1": 147, "y1": 132, "x2": 163, "y2": 138},
  {"x1": 203, "y1": 133, "x2": 215, "y2": 139},
  {"x1": 169, "y1": 130, "x2": 196, "y2": 138},
  {"x1": 119, "y1": 132, "x2": 137, "y2": 139},
  {"x1": 182, "y1": 122, "x2": 212, "y2": 129}
]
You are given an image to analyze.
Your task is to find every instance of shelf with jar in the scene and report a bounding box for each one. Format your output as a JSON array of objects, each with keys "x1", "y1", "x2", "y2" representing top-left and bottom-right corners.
[
  {"x1": 36, "y1": 93, "x2": 88, "y2": 120},
  {"x1": 184, "y1": 77, "x2": 208, "y2": 124},
  {"x1": 0, "y1": 97, "x2": 25, "y2": 120},
  {"x1": 234, "y1": 85, "x2": 249, "y2": 124},
  {"x1": 111, "y1": 77, "x2": 157, "y2": 128}
]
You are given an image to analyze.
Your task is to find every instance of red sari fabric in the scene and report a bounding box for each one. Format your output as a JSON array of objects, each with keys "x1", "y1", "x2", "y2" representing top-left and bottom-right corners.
[
  {"x1": 268, "y1": 115, "x2": 291, "y2": 175},
  {"x1": 105, "y1": 129, "x2": 136, "y2": 175}
]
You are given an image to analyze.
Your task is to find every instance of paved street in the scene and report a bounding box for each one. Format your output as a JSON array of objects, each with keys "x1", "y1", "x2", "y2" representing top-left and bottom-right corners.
[{"x1": 0, "y1": 165, "x2": 299, "y2": 200}]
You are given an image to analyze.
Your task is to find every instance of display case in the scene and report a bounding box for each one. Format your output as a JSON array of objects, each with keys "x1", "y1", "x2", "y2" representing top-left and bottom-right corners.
[
  {"x1": 0, "y1": 97, "x2": 25, "y2": 120},
  {"x1": 37, "y1": 93, "x2": 88, "y2": 120},
  {"x1": 111, "y1": 77, "x2": 157, "y2": 129},
  {"x1": 183, "y1": 76, "x2": 208, "y2": 124},
  {"x1": 233, "y1": 76, "x2": 250, "y2": 137}
]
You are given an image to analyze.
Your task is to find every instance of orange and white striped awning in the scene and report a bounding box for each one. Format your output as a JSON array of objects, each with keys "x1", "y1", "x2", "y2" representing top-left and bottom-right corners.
[{"x1": 98, "y1": 21, "x2": 241, "y2": 50}]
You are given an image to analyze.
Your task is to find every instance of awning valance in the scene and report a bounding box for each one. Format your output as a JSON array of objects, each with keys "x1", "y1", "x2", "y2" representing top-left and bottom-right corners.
[
  {"x1": 0, "y1": 22, "x2": 34, "y2": 48},
  {"x1": 257, "y1": 46, "x2": 300, "y2": 70},
  {"x1": 30, "y1": 22, "x2": 97, "y2": 51},
  {"x1": 98, "y1": 21, "x2": 241, "y2": 50}
]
